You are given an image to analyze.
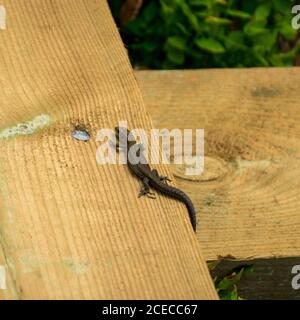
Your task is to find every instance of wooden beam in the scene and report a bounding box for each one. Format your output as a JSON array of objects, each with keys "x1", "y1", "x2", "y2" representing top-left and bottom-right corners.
[
  {"x1": 136, "y1": 68, "x2": 300, "y2": 261},
  {"x1": 0, "y1": 1, "x2": 217, "y2": 299}
]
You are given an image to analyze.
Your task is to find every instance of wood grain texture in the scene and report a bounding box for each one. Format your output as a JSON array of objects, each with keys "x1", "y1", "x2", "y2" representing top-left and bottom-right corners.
[
  {"x1": 136, "y1": 68, "x2": 300, "y2": 261},
  {"x1": 0, "y1": 0, "x2": 217, "y2": 300}
]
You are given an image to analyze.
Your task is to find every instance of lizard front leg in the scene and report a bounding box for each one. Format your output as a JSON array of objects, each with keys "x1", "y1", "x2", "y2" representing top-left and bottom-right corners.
[{"x1": 139, "y1": 177, "x2": 156, "y2": 199}]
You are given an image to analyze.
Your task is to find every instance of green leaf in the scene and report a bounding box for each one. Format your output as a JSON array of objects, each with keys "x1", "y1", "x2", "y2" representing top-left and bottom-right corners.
[
  {"x1": 253, "y1": 47, "x2": 269, "y2": 66},
  {"x1": 217, "y1": 269, "x2": 243, "y2": 291},
  {"x1": 205, "y1": 16, "x2": 232, "y2": 25},
  {"x1": 142, "y1": 2, "x2": 158, "y2": 23},
  {"x1": 240, "y1": 1, "x2": 256, "y2": 14},
  {"x1": 274, "y1": 43, "x2": 300, "y2": 64},
  {"x1": 215, "y1": 265, "x2": 253, "y2": 300},
  {"x1": 273, "y1": 0, "x2": 292, "y2": 14},
  {"x1": 207, "y1": 260, "x2": 221, "y2": 271},
  {"x1": 123, "y1": 18, "x2": 146, "y2": 37},
  {"x1": 160, "y1": 0, "x2": 175, "y2": 16},
  {"x1": 219, "y1": 285, "x2": 239, "y2": 300},
  {"x1": 254, "y1": 31, "x2": 277, "y2": 49},
  {"x1": 195, "y1": 38, "x2": 225, "y2": 54},
  {"x1": 244, "y1": 20, "x2": 268, "y2": 36},
  {"x1": 278, "y1": 19, "x2": 297, "y2": 40},
  {"x1": 131, "y1": 41, "x2": 158, "y2": 52},
  {"x1": 166, "y1": 35, "x2": 186, "y2": 50},
  {"x1": 226, "y1": 9, "x2": 251, "y2": 20},
  {"x1": 189, "y1": 0, "x2": 210, "y2": 7},
  {"x1": 195, "y1": 11, "x2": 210, "y2": 19},
  {"x1": 224, "y1": 31, "x2": 246, "y2": 50},
  {"x1": 216, "y1": 0, "x2": 227, "y2": 5},
  {"x1": 254, "y1": 3, "x2": 271, "y2": 22},
  {"x1": 175, "y1": 23, "x2": 190, "y2": 36},
  {"x1": 242, "y1": 265, "x2": 254, "y2": 275},
  {"x1": 180, "y1": 2, "x2": 200, "y2": 31},
  {"x1": 269, "y1": 54, "x2": 284, "y2": 67},
  {"x1": 167, "y1": 48, "x2": 185, "y2": 65}
]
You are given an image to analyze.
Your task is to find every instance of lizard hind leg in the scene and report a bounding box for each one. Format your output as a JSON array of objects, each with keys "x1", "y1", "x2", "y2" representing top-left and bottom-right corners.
[
  {"x1": 151, "y1": 169, "x2": 172, "y2": 184},
  {"x1": 139, "y1": 177, "x2": 156, "y2": 199}
]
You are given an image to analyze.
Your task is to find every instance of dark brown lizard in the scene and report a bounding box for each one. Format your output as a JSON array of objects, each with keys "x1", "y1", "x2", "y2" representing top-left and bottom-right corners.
[{"x1": 115, "y1": 127, "x2": 197, "y2": 232}]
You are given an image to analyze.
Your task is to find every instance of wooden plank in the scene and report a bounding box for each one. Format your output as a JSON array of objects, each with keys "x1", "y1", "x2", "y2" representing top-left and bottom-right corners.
[
  {"x1": 0, "y1": 1, "x2": 217, "y2": 299},
  {"x1": 136, "y1": 68, "x2": 300, "y2": 261}
]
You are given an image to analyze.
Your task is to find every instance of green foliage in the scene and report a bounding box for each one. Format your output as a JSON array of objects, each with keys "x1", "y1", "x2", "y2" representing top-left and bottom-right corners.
[
  {"x1": 109, "y1": 0, "x2": 299, "y2": 69},
  {"x1": 208, "y1": 262, "x2": 254, "y2": 300}
]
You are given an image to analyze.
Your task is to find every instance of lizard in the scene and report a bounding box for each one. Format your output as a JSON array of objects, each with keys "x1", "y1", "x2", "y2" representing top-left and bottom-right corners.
[{"x1": 114, "y1": 127, "x2": 197, "y2": 232}]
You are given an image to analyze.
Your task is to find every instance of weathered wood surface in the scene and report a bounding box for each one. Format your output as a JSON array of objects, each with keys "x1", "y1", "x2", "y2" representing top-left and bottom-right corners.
[
  {"x1": 0, "y1": 1, "x2": 217, "y2": 300},
  {"x1": 136, "y1": 68, "x2": 300, "y2": 261}
]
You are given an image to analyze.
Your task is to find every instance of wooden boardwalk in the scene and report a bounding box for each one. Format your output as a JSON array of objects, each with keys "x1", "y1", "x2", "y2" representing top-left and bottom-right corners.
[
  {"x1": 136, "y1": 68, "x2": 300, "y2": 261},
  {"x1": 2, "y1": 0, "x2": 299, "y2": 300},
  {"x1": 0, "y1": 0, "x2": 217, "y2": 299}
]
